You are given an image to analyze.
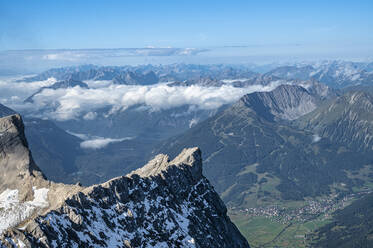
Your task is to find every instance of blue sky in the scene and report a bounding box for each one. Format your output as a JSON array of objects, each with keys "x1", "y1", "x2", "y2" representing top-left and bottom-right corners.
[{"x1": 1, "y1": 0, "x2": 373, "y2": 58}]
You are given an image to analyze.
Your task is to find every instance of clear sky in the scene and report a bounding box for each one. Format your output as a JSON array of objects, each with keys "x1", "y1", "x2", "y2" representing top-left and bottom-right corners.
[{"x1": 1, "y1": 0, "x2": 373, "y2": 58}]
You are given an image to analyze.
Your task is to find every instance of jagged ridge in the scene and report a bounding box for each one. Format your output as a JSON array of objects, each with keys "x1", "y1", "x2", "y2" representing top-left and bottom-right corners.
[{"x1": 0, "y1": 115, "x2": 249, "y2": 247}]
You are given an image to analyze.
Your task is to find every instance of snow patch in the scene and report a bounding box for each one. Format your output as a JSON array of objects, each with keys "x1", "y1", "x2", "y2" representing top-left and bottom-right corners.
[
  {"x1": 189, "y1": 118, "x2": 199, "y2": 128},
  {"x1": 0, "y1": 187, "x2": 49, "y2": 234}
]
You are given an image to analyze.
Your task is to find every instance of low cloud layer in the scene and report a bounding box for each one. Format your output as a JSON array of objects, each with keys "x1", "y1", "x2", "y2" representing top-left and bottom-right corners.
[
  {"x1": 0, "y1": 77, "x2": 286, "y2": 121},
  {"x1": 66, "y1": 131, "x2": 132, "y2": 149},
  {"x1": 0, "y1": 77, "x2": 56, "y2": 103},
  {"x1": 80, "y1": 137, "x2": 132, "y2": 149},
  {"x1": 312, "y1": 134, "x2": 322, "y2": 143}
]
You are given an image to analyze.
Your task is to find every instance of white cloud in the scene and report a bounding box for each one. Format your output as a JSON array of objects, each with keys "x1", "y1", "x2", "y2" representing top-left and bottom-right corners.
[
  {"x1": 42, "y1": 52, "x2": 86, "y2": 61},
  {"x1": 80, "y1": 137, "x2": 132, "y2": 149},
  {"x1": 66, "y1": 131, "x2": 89, "y2": 140},
  {"x1": 22, "y1": 81, "x2": 284, "y2": 121},
  {"x1": 312, "y1": 134, "x2": 321, "y2": 143},
  {"x1": 66, "y1": 131, "x2": 133, "y2": 149},
  {"x1": 189, "y1": 118, "x2": 199, "y2": 128},
  {"x1": 83, "y1": 111, "x2": 97, "y2": 120},
  {"x1": 0, "y1": 77, "x2": 56, "y2": 102},
  {"x1": 84, "y1": 80, "x2": 113, "y2": 89},
  {"x1": 0, "y1": 76, "x2": 287, "y2": 122}
]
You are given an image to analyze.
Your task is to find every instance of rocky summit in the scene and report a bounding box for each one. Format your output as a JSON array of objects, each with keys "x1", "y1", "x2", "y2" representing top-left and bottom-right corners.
[{"x1": 0, "y1": 114, "x2": 249, "y2": 248}]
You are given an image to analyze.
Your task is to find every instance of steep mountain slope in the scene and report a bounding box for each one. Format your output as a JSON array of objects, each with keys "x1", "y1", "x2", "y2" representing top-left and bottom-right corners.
[
  {"x1": 0, "y1": 114, "x2": 82, "y2": 234},
  {"x1": 297, "y1": 90, "x2": 373, "y2": 152},
  {"x1": 0, "y1": 115, "x2": 249, "y2": 247},
  {"x1": 0, "y1": 105, "x2": 84, "y2": 184},
  {"x1": 309, "y1": 192, "x2": 373, "y2": 248},
  {"x1": 0, "y1": 104, "x2": 16, "y2": 118},
  {"x1": 23, "y1": 118, "x2": 83, "y2": 183},
  {"x1": 155, "y1": 85, "x2": 372, "y2": 207},
  {"x1": 24, "y1": 78, "x2": 89, "y2": 103},
  {"x1": 238, "y1": 84, "x2": 319, "y2": 121},
  {"x1": 0, "y1": 115, "x2": 47, "y2": 195}
]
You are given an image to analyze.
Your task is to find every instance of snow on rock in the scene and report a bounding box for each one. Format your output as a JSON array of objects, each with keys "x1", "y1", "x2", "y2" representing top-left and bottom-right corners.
[
  {"x1": 0, "y1": 187, "x2": 49, "y2": 234},
  {"x1": 0, "y1": 148, "x2": 249, "y2": 248}
]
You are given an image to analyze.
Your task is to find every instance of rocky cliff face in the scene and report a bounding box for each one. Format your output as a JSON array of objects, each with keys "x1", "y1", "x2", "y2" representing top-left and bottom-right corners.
[
  {"x1": 0, "y1": 115, "x2": 249, "y2": 248},
  {"x1": 0, "y1": 114, "x2": 82, "y2": 236},
  {"x1": 0, "y1": 114, "x2": 47, "y2": 201}
]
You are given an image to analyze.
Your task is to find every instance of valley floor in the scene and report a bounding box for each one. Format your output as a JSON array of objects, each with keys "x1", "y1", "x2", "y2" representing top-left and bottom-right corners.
[{"x1": 229, "y1": 191, "x2": 371, "y2": 247}]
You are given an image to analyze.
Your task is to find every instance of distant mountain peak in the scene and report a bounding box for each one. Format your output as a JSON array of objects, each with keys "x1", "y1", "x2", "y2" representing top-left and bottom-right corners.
[{"x1": 238, "y1": 84, "x2": 318, "y2": 121}]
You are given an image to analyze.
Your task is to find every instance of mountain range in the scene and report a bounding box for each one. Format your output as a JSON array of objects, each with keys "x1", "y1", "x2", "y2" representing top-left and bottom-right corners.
[
  {"x1": 265, "y1": 61, "x2": 373, "y2": 88},
  {"x1": 155, "y1": 84, "x2": 373, "y2": 208}
]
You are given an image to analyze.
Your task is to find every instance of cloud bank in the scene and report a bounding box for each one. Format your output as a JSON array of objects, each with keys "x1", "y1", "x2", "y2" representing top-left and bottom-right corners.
[
  {"x1": 0, "y1": 77, "x2": 56, "y2": 106},
  {"x1": 0, "y1": 77, "x2": 287, "y2": 121},
  {"x1": 80, "y1": 137, "x2": 132, "y2": 149},
  {"x1": 39, "y1": 48, "x2": 208, "y2": 61},
  {"x1": 66, "y1": 131, "x2": 132, "y2": 149},
  {"x1": 25, "y1": 81, "x2": 284, "y2": 121}
]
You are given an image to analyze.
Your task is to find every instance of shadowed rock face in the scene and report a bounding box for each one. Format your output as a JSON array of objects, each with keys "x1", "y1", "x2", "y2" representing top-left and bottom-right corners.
[
  {"x1": 0, "y1": 114, "x2": 47, "y2": 201},
  {"x1": 0, "y1": 114, "x2": 82, "y2": 237},
  {"x1": 0, "y1": 115, "x2": 249, "y2": 248}
]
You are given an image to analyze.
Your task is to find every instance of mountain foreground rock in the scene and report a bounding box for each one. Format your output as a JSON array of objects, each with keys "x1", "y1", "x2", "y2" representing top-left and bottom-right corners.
[{"x1": 0, "y1": 114, "x2": 249, "y2": 247}]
